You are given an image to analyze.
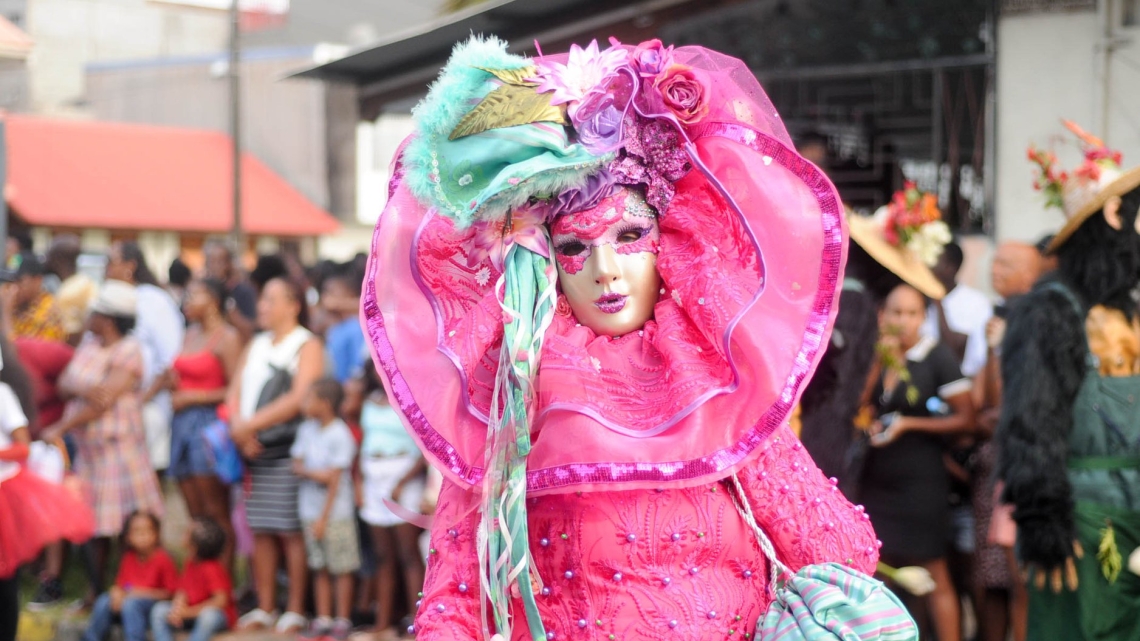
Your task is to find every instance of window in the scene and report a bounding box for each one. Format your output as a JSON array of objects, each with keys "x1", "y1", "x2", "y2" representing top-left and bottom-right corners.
[{"x1": 1125, "y1": 0, "x2": 1140, "y2": 26}]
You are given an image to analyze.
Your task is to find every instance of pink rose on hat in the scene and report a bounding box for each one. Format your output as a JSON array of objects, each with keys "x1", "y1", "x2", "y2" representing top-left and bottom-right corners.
[{"x1": 652, "y1": 64, "x2": 710, "y2": 126}]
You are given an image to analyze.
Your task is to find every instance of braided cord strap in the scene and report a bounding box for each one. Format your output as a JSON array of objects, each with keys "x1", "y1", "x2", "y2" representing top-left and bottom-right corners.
[
  {"x1": 729, "y1": 473, "x2": 790, "y2": 589},
  {"x1": 478, "y1": 240, "x2": 558, "y2": 641}
]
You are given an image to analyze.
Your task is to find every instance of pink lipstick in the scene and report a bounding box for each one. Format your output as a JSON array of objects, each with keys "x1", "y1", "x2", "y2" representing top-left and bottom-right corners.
[{"x1": 594, "y1": 293, "x2": 627, "y2": 314}]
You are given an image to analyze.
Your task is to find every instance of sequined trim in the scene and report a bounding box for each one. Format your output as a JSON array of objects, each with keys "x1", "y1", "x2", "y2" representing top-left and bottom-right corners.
[
  {"x1": 364, "y1": 156, "x2": 486, "y2": 484},
  {"x1": 409, "y1": 209, "x2": 492, "y2": 426}
]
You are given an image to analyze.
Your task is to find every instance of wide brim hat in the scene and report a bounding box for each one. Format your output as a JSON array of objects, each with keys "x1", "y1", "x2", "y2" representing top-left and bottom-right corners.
[
  {"x1": 847, "y1": 212, "x2": 946, "y2": 300},
  {"x1": 1047, "y1": 165, "x2": 1140, "y2": 253},
  {"x1": 363, "y1": 38, "x2": 847, "y2": 495}
]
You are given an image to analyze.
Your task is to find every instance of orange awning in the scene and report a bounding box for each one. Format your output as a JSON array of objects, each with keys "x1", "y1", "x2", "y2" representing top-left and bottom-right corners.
[{"x1": 5, "y1": 115, "x2": 340, "y2": 237}]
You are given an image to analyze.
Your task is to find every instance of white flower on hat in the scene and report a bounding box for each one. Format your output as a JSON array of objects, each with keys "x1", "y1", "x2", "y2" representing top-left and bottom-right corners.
[{"x1": 907, "y1": 220, "x2": 952, "y2": 267}]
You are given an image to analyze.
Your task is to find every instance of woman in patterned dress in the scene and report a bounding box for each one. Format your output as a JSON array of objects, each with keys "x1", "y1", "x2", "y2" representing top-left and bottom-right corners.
[{"x1": 43, "y1": 280, "x2": 163, "y2": 600}]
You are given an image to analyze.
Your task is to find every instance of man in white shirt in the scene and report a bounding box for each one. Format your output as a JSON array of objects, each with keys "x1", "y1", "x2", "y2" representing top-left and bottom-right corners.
[{"x1": 921, "y1": 241, "x2": 992, "y2": 377}]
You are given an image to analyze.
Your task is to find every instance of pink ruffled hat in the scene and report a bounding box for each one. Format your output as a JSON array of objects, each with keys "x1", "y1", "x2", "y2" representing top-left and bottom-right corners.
[{"x1": 362, "y1": 37, "x2": 847, "y2": 496}]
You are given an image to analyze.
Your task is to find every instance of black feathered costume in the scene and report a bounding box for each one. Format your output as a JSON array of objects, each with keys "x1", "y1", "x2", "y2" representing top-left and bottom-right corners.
[{"x1": 997, "y1": 176, "x2": 1140, "y2": 640}]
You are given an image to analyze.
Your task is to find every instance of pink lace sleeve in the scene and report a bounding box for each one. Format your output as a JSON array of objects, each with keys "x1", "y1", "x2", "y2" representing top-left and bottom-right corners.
[
  {"x1": 414, "y1": 478, "x2": 483, "y2": 641},
  {"x1": 736, "y1": 424, "x2": 880, "y2": 576}
]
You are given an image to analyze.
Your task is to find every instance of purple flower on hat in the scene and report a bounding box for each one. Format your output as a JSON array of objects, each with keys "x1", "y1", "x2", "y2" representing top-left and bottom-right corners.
[
  {"x1": 544, "y1": 168, "x2": 622, "y2": 220},
  {"x1": 631, "y1": 39, "x2": 674, "y2": 77},
  {"x1": 571, "y1": 70, "x2": 635, "y2": 154}
]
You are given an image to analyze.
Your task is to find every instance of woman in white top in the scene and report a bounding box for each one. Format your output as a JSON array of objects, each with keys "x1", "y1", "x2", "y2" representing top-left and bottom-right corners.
[{"x1": 226, "y1": 277, "x2": 324, "y2": 634}]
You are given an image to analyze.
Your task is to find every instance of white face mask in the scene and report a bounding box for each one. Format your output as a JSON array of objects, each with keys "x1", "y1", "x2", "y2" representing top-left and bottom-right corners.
[{"x1": 551, "y1": 188, "x2": 661, "y2": 337}]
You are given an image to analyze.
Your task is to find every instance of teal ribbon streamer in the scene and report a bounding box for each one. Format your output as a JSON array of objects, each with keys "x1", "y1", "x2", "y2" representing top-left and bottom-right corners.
[{"x1": 478, "y1": 238, "x2": 557, "y2": 641}]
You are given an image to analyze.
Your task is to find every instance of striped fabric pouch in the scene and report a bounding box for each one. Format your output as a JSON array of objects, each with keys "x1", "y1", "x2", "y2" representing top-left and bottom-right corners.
[{"x1": 728, "y1": 475, "x2": 918, "y2": 641}]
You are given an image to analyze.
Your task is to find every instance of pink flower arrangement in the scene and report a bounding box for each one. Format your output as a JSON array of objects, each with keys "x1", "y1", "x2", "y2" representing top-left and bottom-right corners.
[
  {"x1": 877, "y1": 182, "x2": 951, "y2": 266},
  {"x1": 1063, "y1": 119, "x2": 1124, "y2": 185},
  {"x1": 1027, "y1": 145, "x2": 1068, "y2": 211},
  {"x1": 881, "y1": 182, "x2": 942, "y2": 245},
  {"x1": 533, "y1": 38, "x2": 712, "y2": 135}
]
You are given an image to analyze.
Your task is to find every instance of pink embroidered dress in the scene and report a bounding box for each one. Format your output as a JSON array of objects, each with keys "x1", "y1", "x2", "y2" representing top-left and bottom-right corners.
[
  {"x1": 363, "y1": 38, "x2": 880, "y2": 641},
  {"x1": 419, "y1": 427, "x2": 876, "y2": 641}
]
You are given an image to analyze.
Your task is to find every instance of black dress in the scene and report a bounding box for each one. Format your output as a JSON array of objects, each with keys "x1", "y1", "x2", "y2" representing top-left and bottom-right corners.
[
  {"x1": 859, "y1": 336, "x2": 970, "y2": 561},
  {"x1": 800, "y1": 281, "x2": 880, "y2": 489}
]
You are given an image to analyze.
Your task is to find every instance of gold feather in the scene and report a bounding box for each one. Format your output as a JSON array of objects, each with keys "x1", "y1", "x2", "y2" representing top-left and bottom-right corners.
[
  {"x1": 474, "y1": 65, "x2": 539, "y2": 86},
  {"x1": 449, "y1": 84, "x2": 567, "y2": 141}
]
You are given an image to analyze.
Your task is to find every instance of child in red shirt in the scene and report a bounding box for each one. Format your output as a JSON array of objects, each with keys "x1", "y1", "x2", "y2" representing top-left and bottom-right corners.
[
  {"x1": 150, "y1": 517, "x2": 235, "y2": 641},
  {"x1": 82, "y1": 511, "x2": 175, "y2": 641}
]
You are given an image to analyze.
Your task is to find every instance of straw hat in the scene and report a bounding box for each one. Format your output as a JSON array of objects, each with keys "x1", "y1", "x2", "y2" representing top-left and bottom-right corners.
[
  {"x1": 1047, "y1": 165, "x2": 1140, "y2": 252},
  {"x1": 846, "y1": 182, "x2": 949, "y2": 300},
  {"x1": 1032, "y1": 120, "x2": 1140, "y2": 253},
  {"x1": 848, "y1": 212, "x2": 946, "y2": 300}
]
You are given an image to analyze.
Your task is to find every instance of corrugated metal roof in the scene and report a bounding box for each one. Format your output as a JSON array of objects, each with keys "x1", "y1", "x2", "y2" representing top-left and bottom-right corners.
[{"x1": 291, "y1": 0, "x2": 657, "y2": 85}]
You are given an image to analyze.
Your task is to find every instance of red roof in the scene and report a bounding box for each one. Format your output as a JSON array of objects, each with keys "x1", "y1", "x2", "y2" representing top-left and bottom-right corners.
[{"x1": 5, "y1": 115, "x2": 340, "y2": 236}]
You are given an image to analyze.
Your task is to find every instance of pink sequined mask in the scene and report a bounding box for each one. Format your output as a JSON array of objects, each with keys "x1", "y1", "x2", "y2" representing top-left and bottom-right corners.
[{"x1": 550, "y1": 189, "x2": 660, "y2": 275}]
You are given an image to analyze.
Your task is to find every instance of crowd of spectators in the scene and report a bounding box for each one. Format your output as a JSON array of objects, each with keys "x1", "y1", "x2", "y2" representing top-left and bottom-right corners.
[{"x1": 1, "y1": 235, "x2": 429, "y2": 641}]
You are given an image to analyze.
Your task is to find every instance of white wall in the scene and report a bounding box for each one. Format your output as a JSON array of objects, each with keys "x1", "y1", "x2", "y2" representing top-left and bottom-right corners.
[
  {"x1": 138, "y1": 230, "x2": 181, "y2": 277},
  {"x1": 355, "y1": 112, "x2": 415, "y2": 226},
  {"x1": 996, "y1": 5, "x2": 1140, "y2": 243},
  {"x1": 25, "y1": 0, "x2": 228, "y2": 114}
]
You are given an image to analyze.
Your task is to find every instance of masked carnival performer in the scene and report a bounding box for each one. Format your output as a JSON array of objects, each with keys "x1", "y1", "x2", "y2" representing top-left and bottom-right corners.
[
  {"x1": 363, "y1": 38, "x2": 916, "y2": 641},
  {"x1": 999, "y1": 121, "x2": 1140, "y2": 641}
]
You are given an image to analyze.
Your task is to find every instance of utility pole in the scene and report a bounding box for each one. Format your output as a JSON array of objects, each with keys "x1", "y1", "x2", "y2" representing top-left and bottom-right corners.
[
  {"x1": 228, "y1": 0, "x2": 243, "y2": 253},
  {"x1": 0, "y1": 118, "x2": 8, "y2": 260}
]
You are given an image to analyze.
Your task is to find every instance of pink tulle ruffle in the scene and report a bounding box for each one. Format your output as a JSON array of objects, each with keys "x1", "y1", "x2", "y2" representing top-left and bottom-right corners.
[{"x1": 0, "y1": 468, "x2": 95, "y2": 579}]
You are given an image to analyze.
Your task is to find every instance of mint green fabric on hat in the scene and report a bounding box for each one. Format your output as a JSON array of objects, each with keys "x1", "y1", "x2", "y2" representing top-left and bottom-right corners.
[{"x1": 403, "y1": 36, "x2": 609, "y2": 228}]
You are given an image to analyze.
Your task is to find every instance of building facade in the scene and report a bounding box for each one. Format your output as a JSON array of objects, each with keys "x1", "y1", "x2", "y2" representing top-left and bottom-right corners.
[
  {"x1": 996, "y1": 0, "x2": 1140, "y2": 242},
  {"x1": 325, "y1": 0, "x2": 1140, "y2": 291}
]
